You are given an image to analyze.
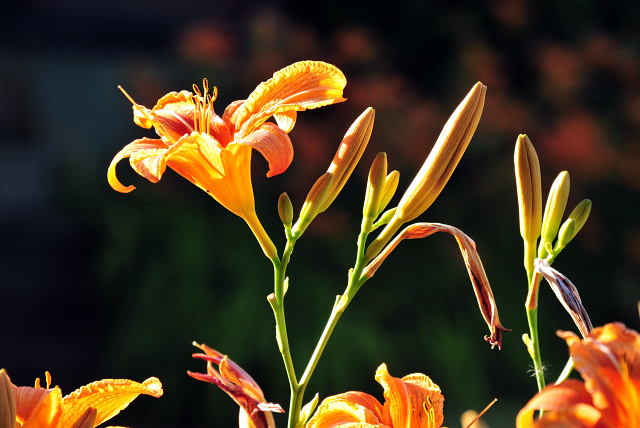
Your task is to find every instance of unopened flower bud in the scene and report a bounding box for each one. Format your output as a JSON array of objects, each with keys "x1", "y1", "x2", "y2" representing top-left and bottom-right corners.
[
  {"x1": 514, "y1": 134, "x2": 542, "y2": 244},
  {"x1": 293, "y1": 172, "x2": 334, "y2": 237},
  {"x1": 539, "y1": 171, "x2": 570, "y2": 258},
  {"x1": 377, "y1": 170, "x2": 400, "y2": 216},
  {"x1": 366, "y1": 82, "x2": 486, "y2": 260},
  {"x1": 278, "y1": 193, "x2": 294, "y2": 228},
  {"x1": 363, "y1": 153, "x2": 388, "y2": 223},
  {"x1": 372, "y1": 208, "x2": 397, "y2": 230},
  {"x1": 318, "y1": 108, "x2": 375, "y2": 213},
  {"x1": 555, "y1": 199, "x2": 591, "y2": 251}
]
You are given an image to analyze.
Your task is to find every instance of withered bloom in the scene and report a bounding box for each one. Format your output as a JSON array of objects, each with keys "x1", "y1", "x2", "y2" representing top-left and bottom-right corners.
[
  {"x1": 534, "y1": 258, "x2": 593, "y2": 338},
  {"x1": 363, "y1": 223, "x2": 509, "y2": 349}
]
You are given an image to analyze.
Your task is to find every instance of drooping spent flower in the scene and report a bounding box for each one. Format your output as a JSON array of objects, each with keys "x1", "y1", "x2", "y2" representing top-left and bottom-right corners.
[{"x1": 363, "y1": 222, "x2": 509, "y2": 349}]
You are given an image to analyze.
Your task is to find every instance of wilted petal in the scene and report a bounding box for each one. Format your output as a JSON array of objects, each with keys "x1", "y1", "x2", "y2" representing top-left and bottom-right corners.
[
  {"x1": 59, "y1": 377, "x2": 163, "y2": 428},
  {"x1": 234, "y1": 122, "x2": 293, "y2": 177},
  {"x1": 364, "y1": 223, "x2": 509, "y2": 349},
  {"x1": 534, "y1": 259, "x2": 593, "y2": 338},
  {"x1": 107, "y1": 138, "x2": 171, "y2": 192},
  {"x1": 376, "y1": 363, "x2": 444, "y2": 428},
  {"x1": 230, "y1": 61, "x2": 347, "y2": 138}
]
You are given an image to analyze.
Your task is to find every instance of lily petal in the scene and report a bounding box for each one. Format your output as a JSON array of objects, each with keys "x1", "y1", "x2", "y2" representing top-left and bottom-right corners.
[
  {"x1": 230, "y1": 61, "x2": 347, "y2": 138},
  {"x1": 516, "y1": 379, "x2": 600, "y2": 428},
  {"x1": 363, "y1": 223, "x2": 509, "y2": 349},
  {"x1": 234, "y1": 122, "x2": 293, "y2": 177},
  {"x1": 306, "y1": 392, "x2": 386, "y2": 428},
  {"x1": 108, "y1": 138, "x2": 170, "y2": 192},
  {"x1": 14, "y1": 386, "x2": 63, "y2": 428},
  {"x1": 59, "y1": 378, "x2": 163, "y2": 428},
  {"x1": 273, "y1": 110, "x2": 297, "y2": 133},
  {"x1": 376, "y1": 364, "x2": 444, "y2": 428},
  {"x1": 563, "y1": 323, "x2": 640, "y2": 427}
]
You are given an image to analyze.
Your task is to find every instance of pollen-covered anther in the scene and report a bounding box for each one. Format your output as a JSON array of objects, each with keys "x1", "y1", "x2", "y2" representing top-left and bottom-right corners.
[{"x1": 192, "y1": 78, "x2": 218, "y2": 134}]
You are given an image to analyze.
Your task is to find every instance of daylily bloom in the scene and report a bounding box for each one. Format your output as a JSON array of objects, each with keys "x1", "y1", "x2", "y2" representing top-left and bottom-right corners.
[
  {"x1": 188, "y1": 342, "x2": 284, "y2": 428},
  {"x1": 362, "y1": 223, "x2": 509, "y2": 349},
  {"x1": 108, "y1": 61, "x2": 347, "y2": 259},
  {"x1": 306, "y1": 363, "x2": 444, "y2": 428},
  {"x1": 0, "y1": 368, "x2": 162, "y2": 428},
  {"x1": 517, "y1": 322, "x2": 640, "y2": 428}
]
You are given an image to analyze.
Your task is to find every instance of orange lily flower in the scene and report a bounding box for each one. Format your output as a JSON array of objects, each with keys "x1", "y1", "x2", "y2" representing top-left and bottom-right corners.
[
  {"x1": 188, "y1": 343, "x2": 284, "y2": 428},
  {"x1": 306, "y1": 363, "x2": 444, "y2": 428},
  {"x1": 108, "y1": 61, "x2": 347, "y2": 259},
  {"x1": 517, "y1": 322, "x2": 640, "y2": 428},
  {"x1": 0, "y1": 368, "x2": 162, "y2": 428}
]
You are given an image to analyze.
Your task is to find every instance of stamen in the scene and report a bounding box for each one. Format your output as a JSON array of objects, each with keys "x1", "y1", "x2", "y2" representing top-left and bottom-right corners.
[
  {"x1": 34, "y1": 377, "x2": 41, "y2": 388},
  {"x1": 118, "y1": 86, "x2": 155, "y2": 124},
  {"x1": 463, "y1": 398, "x2": 498, "y2": 428},
  {"x1": 45, "y1": 371, "x2": 52, "y2": 389}
]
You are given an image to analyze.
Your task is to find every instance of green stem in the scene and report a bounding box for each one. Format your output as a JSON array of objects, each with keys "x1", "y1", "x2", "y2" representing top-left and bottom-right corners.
[
  {"x1": 286, "y1": 220, "x2": 372, "y2": 428},
  {"x1": 526, "y1": 305, "x2": 546, "y2": 392}
]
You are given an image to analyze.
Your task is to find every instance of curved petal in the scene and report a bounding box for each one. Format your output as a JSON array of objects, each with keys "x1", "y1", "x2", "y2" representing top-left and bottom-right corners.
[
  {"x1": 230, "y1": 61, "x2": 347, "y2": 138},
  {"x1": 143, "y1": 91, "x2": 196, "y2": 142},
  {"x1": 273, "y1": 110, "x2": 297, "y2": 133},
  {"x1": 307, "y1": 392, "x2": 387, "y2": 428},
  {"x1": 14, "y1": 387, "x2": 63, "y2": 428},
  {"x1": 516, "y1": 380, "x2": 600, "y2": 428},
  {"x1": 363, "y1": 223, "x2": 509, "y2": 349},
  {"x1": 107, "y1": 138, "x2": 170, "y2": 192},
  {"x1": 376, "y1": 363, "x2": 444, "y2": 428},
  {"x1": 564, "y1": 323, "x2": 640, "y2": 426},
  {"x1": 234, "y1": 123, "x2": 293, "y2": 177},
  {"x1": 59, "y1": 378, "x2": 163, "y2": 427}
]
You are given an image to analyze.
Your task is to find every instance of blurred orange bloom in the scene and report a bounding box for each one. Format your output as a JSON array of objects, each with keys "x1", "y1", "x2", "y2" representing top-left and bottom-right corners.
[
  {"x1": 517, "y1": 322, "x2": 640, "y2": 428},
  {"x1": 0, "y1": 368, "x2": 162, "y2": 428},
  {"x1": 108, "y1": 61, "x2": 346, "y2": 258},
  {"x1": 188, "y1": 343, "x2": 284, "y2": 428},
  {"x1": 306, "y1": 363, "x2": 444, "y2": 428}
]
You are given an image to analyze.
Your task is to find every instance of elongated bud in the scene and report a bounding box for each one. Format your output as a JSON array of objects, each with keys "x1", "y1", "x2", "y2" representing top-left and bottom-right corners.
[
  {"x1": 318, "y1": 108, "x2": 375, "y2": 213},
  {"x1": 278, "y1": 193, "x2": 294, "y2": 228},
  {"x1": 366, "y1": 82, "x2": 486, "y2": 260},
  {"x1": 0, "y1": 369, "x2": 16, "y2": 428},
  {"x1": 539, "y1": 171, "x2": 570, "y2": 258},
  {"x1": 514, "y1": 134, "x2": 542, "y2": 243},
  {"x1": 378, "y1": 170, "x2": 399, "y2": 216},
  {"x1": 293, "y1": 172, "x2": 334, "y2": 237},
  {"x1": 363, "y1": 153, "x2": 388, "y2": 223},
  {"x1": 555, "y1": 199, "x2": 591, "y2": 251}
]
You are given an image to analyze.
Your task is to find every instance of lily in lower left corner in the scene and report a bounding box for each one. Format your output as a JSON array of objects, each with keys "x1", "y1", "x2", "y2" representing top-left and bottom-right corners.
[{"x1": 0, "y1": 368, "x2": 162, "y2": 428}]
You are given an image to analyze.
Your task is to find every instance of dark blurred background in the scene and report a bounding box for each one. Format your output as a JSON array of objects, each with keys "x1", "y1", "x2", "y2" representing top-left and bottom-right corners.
[{"x1": 1, "y1": 0, "x2": 640, "y2": 426}]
